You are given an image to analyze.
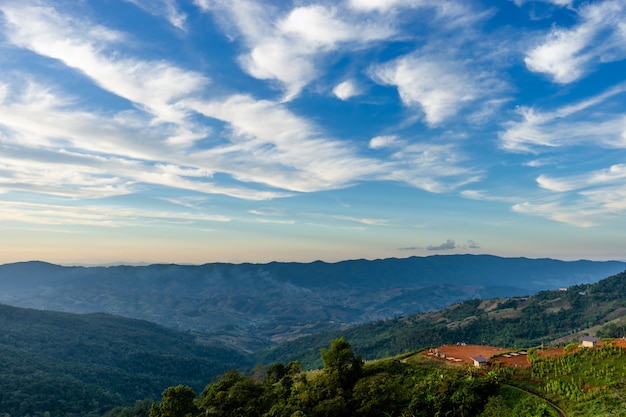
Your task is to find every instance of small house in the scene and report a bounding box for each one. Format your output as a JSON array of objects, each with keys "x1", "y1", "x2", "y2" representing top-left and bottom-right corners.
[
  {"x1": 470, "y1": 355, "x2": 488, "y2": 368},
  {"x1": 581, "y1": 336, "x2": 600, "y2": 348}
]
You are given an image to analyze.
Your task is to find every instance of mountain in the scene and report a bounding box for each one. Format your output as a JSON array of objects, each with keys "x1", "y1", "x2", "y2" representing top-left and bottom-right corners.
[
  {"x1": 0, "y1": 303, "x2": 252, "y2": 417},
  {"x1": 1, "y1": 255, "x2": 624, "y2": 351},
  {"x1": 259, "y1": 270, "x2": 626, "y2": 368}
]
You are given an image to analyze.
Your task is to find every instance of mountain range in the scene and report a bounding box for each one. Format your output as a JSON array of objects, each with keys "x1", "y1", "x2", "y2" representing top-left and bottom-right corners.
[
  {"x1": 1, "y1": 255, "x2": 624, "y2": 352},
  {"x1": 2, "y1": 257, "x2": 626, "y2": 416}
]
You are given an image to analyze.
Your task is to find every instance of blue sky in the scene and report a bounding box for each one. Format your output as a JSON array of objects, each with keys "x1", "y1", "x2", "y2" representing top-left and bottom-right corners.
[{"x1": 1, "y1": 0, "x2": 625, "y2": 265}]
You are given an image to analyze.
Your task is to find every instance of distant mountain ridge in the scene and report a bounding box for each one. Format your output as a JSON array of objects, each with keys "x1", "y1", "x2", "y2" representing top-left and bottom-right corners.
[{"x1": 1, "y1": 255, "x2": 624, "y2": 351}]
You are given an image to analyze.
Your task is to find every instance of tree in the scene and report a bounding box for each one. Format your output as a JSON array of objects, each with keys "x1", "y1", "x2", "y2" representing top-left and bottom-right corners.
[
  {"x1": 479, "y1": 395, "x2": 511, "y2": 417},
  {"x1": 320, "y1": 337, "x2": 363, "y2": 390},
  {"x1": 149, "y1": 385, "x2": 198, "y2": 417},
  {"x1": 198, "y1": 370, "x2": 270, "y2": 417},
  {"x1": 351, "y1": 373, "x2": 406, "y2": 417}
]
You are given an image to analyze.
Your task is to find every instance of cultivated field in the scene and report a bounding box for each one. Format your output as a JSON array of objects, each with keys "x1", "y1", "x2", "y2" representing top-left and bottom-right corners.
[{"x1": 423, "y1": 338, "x2": 626, "y2": 368}]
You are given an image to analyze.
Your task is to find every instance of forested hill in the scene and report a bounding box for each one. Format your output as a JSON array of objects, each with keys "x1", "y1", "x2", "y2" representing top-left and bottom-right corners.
[
  {"x1": 259, "y1": 270, "x2": 626, "y2": 368},
  {"x1": 0, "y1": 304, "x2": 252, "y2": 417},
  {"x1": 1, "y1": 255, "x2": 624, "y2": 351}
]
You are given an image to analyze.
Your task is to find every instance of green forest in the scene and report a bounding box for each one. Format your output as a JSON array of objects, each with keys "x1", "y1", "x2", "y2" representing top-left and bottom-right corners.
[
  {"x1": 138, "y1": 337, "x2": 626, "y2": 417},
  {"x1": 0, "y1": 305, "x2": 251, "y2": 417}
]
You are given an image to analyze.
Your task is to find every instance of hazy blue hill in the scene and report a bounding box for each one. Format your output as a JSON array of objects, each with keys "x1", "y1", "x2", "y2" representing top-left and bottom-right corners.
[
  {"x1": 261, "y1": 254, "x2": 626, "y2": 290},
  {"x1": 1, "y1": 255, "x2": 624, "y2": 351},
  {"x1": 0, "y1": 303, "x2": 252, "y2": 417}
]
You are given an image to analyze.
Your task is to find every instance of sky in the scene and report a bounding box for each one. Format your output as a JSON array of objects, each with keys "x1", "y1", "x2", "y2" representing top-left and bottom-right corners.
[{"x1": 0, "y1": 0, "x2": 625, "y2": 265}]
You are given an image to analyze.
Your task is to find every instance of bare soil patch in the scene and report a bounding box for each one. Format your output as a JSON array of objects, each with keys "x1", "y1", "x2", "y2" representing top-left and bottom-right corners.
[
  {"x1": 423, "y1": 344, "x2": 569, "y2": 368},
  {"x1": 611, "y1": 338, "x2": 626, "y2": 349},
  {"x1": 424, "y1": 344, "x2": 510, "y2": 366},
  {"x1": 423, "y1": 339, "x2": 626, "y2": 368}
]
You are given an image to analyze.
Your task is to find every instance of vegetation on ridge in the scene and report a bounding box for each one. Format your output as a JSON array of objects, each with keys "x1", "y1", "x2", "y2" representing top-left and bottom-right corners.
[
  {"x1": 144, "y1": 337, "x2": 626, "y2": 417},
  {"x1": 257, "y1": 270, "x2": 626, "y2": 367},
  {"x1": 0, "y1": 304, "x2": 251, "y2": 417}
]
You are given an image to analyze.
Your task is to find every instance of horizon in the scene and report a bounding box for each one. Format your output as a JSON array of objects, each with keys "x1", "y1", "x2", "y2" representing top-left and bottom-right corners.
[
  {"x1": 1, "y1": 1, "x2": 626, "y2": 265},
  {"x1": 3, "y1": 252, "x2": 626, "y2": 268}
]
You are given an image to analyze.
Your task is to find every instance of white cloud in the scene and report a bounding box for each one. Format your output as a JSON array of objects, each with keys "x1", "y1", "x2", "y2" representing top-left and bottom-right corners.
[
  {"x1": 538, "y1": 164, "x2": 626, "y2": 193},
  {"x1": 381, "y1": 141, "x2": 481, "y2": 193},
  {"x1": 0, "y1": 200, "x2": 230, "y2": 227},
  {"x1": 0, "y1": 0, "x2": 526, "y2": 222},
  {"x1": 186, "y1": 93, "x2": 480, "y2": 193},
  {"x1": 304, "y1": 211, "x2": 390, "y2": 226},
  {"x1": 279, "y1": 5, "x2": 354, "y2": 45},
  {"x1": 186, "y1": 94, "x2": 384, "y2": 191},
  {"x1": 348, "y1": 0, "x2": 407, "y2": 12},
  {"x1": 369, "y1": 135, "x2": 399, "y2": 149},
  {"x1": 370, "y1": 55, "x2": 477, "y2": 126},
  {"x1": 197, "y1": 0, "x2": 394, "y2": 100},
  {"x1": 197, "y1": 0, "x2": 490, "y2": 102},
  {"x1": 0, "y1": 80, "x2": 289, "y2": 201},
  {"x1": 1, "y1": 4, "x2": 207, "y2": 125},
  {"x1": 333, "y1": 80, "x2": 360, "y2": 100},
  {"x1": 536, "y1": 175, "x2": 576, "y2": 192},
  {"x1": 500, "y1": 85, "x2": 626, "y2": 152},
  {"x1": 525, "y1": 0, "x2": 626, "y2": 83},
  {"x1": 125, "y1": 0, "x2": 187, "y2": 30},
  {"x1": 510, "y1": 164, "x2": 626, "y2": 227},
  {"x1": 347, "y1": 0, "x2": 484, "y2": 28},
  {"x1": 513, "y1": 0, "x2": 573, "y2": 7},
  {"x1": 512, "y1": 201, "x2": 599, "y2": 227}
]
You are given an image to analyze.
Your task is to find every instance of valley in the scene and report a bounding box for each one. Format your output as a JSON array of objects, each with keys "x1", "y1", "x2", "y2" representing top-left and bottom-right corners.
[
  {"x1": 0, "y1": 256, "x2": 625, "y2": 416},
  {"x1": 1, "y1": 255, "x2": 624, "y2": 352}
]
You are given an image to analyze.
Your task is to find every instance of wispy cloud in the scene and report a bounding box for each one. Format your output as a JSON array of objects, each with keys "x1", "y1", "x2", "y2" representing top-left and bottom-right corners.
[
  {"x1": 348, "y1": 0, "x2": 489, "y2": 29},
  {"x1": 370, "y1": 55, "x2": 476, "y2": 126},
  {"x1": 0, "y1": 200, "x2": 230, "y2": 227},
  {"x1": 524, "y1": 0, "x2": 626, "y2": 83},
  {"x1": 368, "y1": 31, "x2": 510, "y2": 127},
  {"x1": 513, "y1": 0, "x2": 573, "y2": 6},
  {"x1": 1, "y1": 4, "x2": 207, "y2": 124},
  {"x1": 512, "y1": 200, "x2": 600, "y2": 228},
  {"x1": 303, "y1": 211, "x2": 390, "y2": 227},
  {"x1": 0, "y1": 80, "x2": 288, "y2": 201},
  {"x1": 125, "y1": 0, "x2": 187, "y2": 30},
  {"x1": 0, "y1": 1, "x2": 482, "y2": 202},
  {"x1": 537, "y1": 164, "x2": 626, "y2": 193},
  {"x1": 499, "y1": 84, "x2": 626, "y2": 153},
  {"x1": 197, "y1": 0, "x2": 394, "y2": 100},
  {"x1": 510, "y1": 163, "x2": 626, "y2": 227}
]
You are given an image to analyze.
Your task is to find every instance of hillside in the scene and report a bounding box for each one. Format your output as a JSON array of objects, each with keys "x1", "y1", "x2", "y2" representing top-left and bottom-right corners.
[
  {"x1": 258, "y1": 270, "x2": 626, "y2": 368},
  {"x1": 143, "y1": 337, "x2": 626, "y2": 417},
  {"x1": 0, "y1": 304, "x2": 252, "y2": 417},
  {"x1": 1, "y1": 255, "x2": 623, "y2": 352}
]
